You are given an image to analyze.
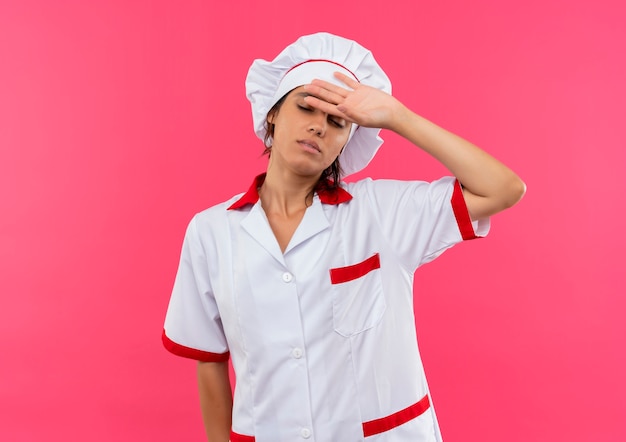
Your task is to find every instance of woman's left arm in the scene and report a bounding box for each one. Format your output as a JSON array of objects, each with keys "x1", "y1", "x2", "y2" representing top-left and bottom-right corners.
[{"x1": 304, "y1": 73, "x2": 526, "y2": 220}]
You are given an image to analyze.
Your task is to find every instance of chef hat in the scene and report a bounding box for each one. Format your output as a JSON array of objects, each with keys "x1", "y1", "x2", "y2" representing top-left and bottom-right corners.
[{"x1": 246, "y1": 32, "x2": 392, "y2": 176}]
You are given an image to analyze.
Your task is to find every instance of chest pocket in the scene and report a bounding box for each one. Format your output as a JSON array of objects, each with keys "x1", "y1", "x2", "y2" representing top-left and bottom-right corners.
[{"x1": 329, "y1": 253, "x2": 386, "y2": 337}]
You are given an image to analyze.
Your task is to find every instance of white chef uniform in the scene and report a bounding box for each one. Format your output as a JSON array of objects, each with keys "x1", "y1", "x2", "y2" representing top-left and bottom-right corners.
[{"x1": 163, "y1": 172, "x2": 489, "y2": 441}]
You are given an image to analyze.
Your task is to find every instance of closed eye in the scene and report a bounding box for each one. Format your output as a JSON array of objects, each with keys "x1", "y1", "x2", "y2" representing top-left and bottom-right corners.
[
  {"x1": 298, "y1": 103, "x2": 345, "y2": 128},
  {"x1": 329, "y1": 117, "x2": 346, "y2": 128}
]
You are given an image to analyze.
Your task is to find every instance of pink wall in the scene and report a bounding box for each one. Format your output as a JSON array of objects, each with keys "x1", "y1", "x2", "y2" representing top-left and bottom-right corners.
[{"x1": 1, "y1": 0, "x2": 624, "y2": 440}]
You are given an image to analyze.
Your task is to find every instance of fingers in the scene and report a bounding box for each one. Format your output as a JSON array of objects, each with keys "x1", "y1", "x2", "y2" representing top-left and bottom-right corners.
[
  {"x1": 301, "y1": 72, "x2": 362, "y2": 122},
  {"x1": 303, "y1": 95, "x2": 353, "y2": 121},
  {"x1": 333, "y1": 71, "x2": 360, "y2": 89},
  {"x1": 312, "y1": 72, "x2": 359, "y2": 91},
  {"x1": 309, "y1": 79, "x2": 349, "y2": 97},
  {"x1": 303, "y1": 82, "x2": 345, "y2": 105},
  {"x1": 304, "y1": 71, "x2": 359, "y2": 101}
]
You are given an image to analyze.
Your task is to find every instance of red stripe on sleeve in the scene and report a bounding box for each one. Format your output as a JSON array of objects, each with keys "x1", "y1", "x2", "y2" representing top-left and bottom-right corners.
[
  {"x1": 330, "y1": 253, "x2": 381, "y2": 284},
  {"x1": 362, "y1": 394, "x2": 431, "y2": 437},
  {"x1": 451, "y1": 180, "x2": 478, "y2": 241},
  {"x1": 162, "y1": 330, "x2": 229, "y2": 362},
  {"x1": 230, "y1": 431, "x2": 255, "y2": 442}
]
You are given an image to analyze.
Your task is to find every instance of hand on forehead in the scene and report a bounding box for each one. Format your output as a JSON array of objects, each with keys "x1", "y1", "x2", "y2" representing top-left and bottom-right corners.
[
  {"x1": 304, "y1": 72, "x2": 400, "y2": 130},
  {"x1": 302, "y1": 72, "x2": 357, "y2": 121}
]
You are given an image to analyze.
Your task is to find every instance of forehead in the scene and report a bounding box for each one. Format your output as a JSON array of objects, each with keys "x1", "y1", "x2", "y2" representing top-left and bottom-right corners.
[{"x1": 286, "y1": 86, "x2": 308, "y2": 99}]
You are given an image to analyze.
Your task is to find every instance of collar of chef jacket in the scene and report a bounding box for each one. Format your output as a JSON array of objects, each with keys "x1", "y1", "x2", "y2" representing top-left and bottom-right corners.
[{"x1": 227, "y1": 173, "x2": 353, "y2": 210}]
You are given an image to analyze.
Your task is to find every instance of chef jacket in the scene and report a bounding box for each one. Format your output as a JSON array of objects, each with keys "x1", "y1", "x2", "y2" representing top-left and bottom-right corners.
[{"x1": 163, "y1": 174, "x2": 490, "y2": 442}]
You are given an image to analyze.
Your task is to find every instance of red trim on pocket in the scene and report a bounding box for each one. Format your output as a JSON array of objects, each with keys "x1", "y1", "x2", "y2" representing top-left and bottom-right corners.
[
  {"x1": 362, "y1": 394, "x2": 431, "y2": 437},
  {"x1": 162, "y1": 330, "x2": 229, "y2": 362},
  {"x1": 451, "y1": 180, "x2": 478, "y2": 240},
  {"x1": 330, "y1": 253, "x2": 381, "y2": 284},
  {"x1": 230, "y1": 431, "x2": 255, "y2": 442}
]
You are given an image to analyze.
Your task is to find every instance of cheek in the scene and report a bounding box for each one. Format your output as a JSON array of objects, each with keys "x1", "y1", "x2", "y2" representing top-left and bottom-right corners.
[
  {"x1": 271, "y1": 123, "x2": 288, "y2": 145},
  {"x1": 271, "y1": 115, "x2": 297, "y2": 145},
  {"x1": 329, "y1": 132, "x2": 350, "y2": 155}
]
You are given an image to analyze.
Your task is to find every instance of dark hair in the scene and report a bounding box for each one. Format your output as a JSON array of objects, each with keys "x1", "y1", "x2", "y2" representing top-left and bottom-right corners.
[{"x1": 263, "y1": 92, "x2": 343, "y2": 193}]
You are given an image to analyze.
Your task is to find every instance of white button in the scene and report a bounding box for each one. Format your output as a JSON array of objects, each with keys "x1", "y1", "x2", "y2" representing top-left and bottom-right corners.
[
  {"x1": 292, "y1": 347, "x2": 303, "y2": 359},
  {"x1": 300, "y1": 428, "x2": 311, "y2": 438},
  {"x1": 282, "y1": 272, "x2": 293, "y2": 283}
]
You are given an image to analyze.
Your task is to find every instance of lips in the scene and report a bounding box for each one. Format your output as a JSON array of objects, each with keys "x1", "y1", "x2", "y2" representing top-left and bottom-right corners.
[{"x1": 298, "y1": 140, "x2": 321, "y2": 153}]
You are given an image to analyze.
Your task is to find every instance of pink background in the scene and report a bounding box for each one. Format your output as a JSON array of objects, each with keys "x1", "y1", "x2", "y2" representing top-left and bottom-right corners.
[{"x1": 1, "y1": 0, "x2": 625, "y2": 441}]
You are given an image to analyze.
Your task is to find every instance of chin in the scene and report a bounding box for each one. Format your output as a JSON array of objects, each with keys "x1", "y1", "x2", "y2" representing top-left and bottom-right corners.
[{"x1": 288, "y1": 162, "x2": 325, "y2": 178}]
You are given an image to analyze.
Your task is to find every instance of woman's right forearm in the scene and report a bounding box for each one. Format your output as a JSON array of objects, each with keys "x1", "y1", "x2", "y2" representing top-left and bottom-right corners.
[{"x1": 197, "y1": 361, "x2": 233, "y2": 442}]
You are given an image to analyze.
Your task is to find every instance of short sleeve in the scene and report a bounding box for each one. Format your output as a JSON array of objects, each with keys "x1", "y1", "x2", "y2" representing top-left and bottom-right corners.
[
  {"x1": 162, "y1": 216, "x2": 229, "y2": 362},
  {"x1": 359, "y1": 177, "x2": 490, "y2": 271}
]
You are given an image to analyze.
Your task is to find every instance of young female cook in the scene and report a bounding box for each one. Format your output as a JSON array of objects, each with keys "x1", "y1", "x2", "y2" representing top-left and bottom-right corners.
[{"x1": 163, "y1": 32, "x2": 526, "y2": 442}]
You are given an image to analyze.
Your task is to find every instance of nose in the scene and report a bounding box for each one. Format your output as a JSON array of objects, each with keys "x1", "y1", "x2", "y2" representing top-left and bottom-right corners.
[{"x1": 308, "y1": 111, "x2": 327, "y2": 136}]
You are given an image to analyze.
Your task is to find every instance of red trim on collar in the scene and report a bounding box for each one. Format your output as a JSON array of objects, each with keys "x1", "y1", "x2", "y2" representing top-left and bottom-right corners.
[
  {"x1": 227, "y1": 173, "x2": 353, "y2": 210},
  {"x1": 227, "y1": 174, "x2": 266, "y2": 210}
]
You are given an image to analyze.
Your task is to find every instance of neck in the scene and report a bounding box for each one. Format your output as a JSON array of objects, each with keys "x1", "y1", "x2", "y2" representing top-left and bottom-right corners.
[{"x1": 260, "y1": 164, "x2": 320, "y2": 216}]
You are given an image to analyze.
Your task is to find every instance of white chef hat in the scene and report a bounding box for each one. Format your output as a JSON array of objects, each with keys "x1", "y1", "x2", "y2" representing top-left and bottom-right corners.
[{"x1": 246, "y1": 32, "x2": 392, "y2": 176}]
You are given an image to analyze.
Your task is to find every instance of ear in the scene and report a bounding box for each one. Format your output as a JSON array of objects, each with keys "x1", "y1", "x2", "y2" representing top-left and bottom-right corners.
[{"x1": 267, "y1": 111, "x2": 276, "y2": 125}]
